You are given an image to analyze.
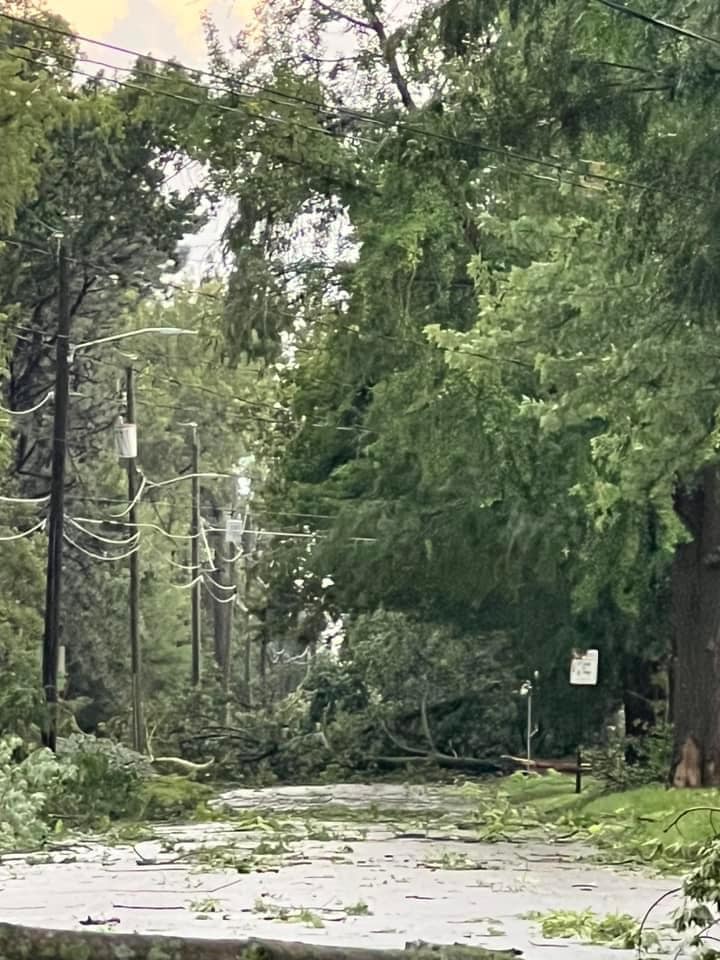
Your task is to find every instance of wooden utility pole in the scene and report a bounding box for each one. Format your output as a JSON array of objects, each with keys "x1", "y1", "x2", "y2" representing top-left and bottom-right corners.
[
  {"x1": 190, "y1": 425, "x2": 202, "y2": 685},
  {"x1": 42, "y1": 242, "x2": 71, "y2": 752},
  {"x1": 125, "y1": 367, "x2": 146, "y2": 753}
]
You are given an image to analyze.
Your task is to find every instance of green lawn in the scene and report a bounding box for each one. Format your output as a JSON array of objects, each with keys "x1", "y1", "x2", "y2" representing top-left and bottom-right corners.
[{"x1": 464, "y1": 771, "x2": 720, "y2": 869}]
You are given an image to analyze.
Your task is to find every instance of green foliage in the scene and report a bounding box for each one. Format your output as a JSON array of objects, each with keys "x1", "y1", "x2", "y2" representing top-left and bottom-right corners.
[
  {"x1": 0, "y1": 536, "x2": 44, "y2": 735},
  {"x1": 526, "y1": 909, "x2": 639, "y2": 949},
  {"x1": 589, "y1": 720, "x2": 673, "y2": 791},
  {"x1": 50, "y1": 735, "x2": 150, "y2": 821},
  {"x1": 6, "y1": 0, "x2": 720, "y2": 779},
  {"x1": 137, "y1": 776, "x2": 213, "y2": 821},
  {"x1": 346, "y1": 610, "x2": 518, "y2": 757},
  {"x1": 0, "y1": 737, "x2": 62, "y2": 850}
]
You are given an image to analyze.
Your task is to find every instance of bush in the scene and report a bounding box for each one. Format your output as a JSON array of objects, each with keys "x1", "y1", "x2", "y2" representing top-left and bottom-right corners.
[
  {"x1": 0, "y1": 736, "x2": 62, "y2": 850},
  {"x1": 50, "y1": 734, "x2": 151, "y2": 820},
  {"x1": 588, "y1": 719, "x2": 672, "y2": 790},
  {"x1": 137, "y1": 776, "x2": 214, "y2": 820}
]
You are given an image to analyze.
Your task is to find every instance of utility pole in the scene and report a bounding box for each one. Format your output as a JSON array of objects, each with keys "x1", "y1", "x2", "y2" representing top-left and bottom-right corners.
[
  {"x1": 190, "y1": 425, "x2": 201, "y2": 685},
  {"x1": 125, "y1": 367, "x2": 146, "y2": 753},
  {"x1": 42, "y1": 242, "x2": 71, "y2": 752}
]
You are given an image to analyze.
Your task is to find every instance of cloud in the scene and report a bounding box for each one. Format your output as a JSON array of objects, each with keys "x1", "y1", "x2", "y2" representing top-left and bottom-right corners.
[
  {"x1": 152, "y1": 0, "x2": 257, "y2": 51},
  {"x1": 48, "y1": 0, "x2": 257, "y2": 57},
  {"x1": 49, "y1": 0, "x2": 130, "y2": 35}
]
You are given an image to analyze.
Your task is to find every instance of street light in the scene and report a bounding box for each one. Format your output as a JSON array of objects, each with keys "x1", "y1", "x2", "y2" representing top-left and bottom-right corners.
[{"x1": 42, "y1": 246, "x2": 197, "y2": 752}]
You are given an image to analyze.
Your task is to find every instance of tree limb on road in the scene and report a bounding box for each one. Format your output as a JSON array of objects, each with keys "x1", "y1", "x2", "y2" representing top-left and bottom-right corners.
[{"x1": 0, "y1": 924, "x2": 522, "y2": 960}]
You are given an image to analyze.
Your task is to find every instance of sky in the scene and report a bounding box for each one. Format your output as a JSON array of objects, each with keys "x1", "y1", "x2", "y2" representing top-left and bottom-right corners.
[
  {"x1": 44, "y1": 0, "x2": 258, "y2": 274},
  {"x1": 47, "y1": 0, "x2": 254, "y2": 66}
]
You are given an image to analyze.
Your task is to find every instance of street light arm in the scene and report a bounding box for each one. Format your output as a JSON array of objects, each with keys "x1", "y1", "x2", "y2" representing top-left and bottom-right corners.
[{"x1": 73, "y1": 327, "x2": 198, "y2": 353}]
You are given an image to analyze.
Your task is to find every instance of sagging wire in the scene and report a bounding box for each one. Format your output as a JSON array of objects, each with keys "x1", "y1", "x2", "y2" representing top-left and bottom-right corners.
[
  {"x1": 0, "y1": 518, "x2": 47, "y2": 541},
  {"x1": 171, "y1": 574, "x2": 203, "y2": 590},
  {"x1": 203, "y1": 573, "x2": 237, "y2": 591},
  {"x1": 0, "y1": 494, "x2": 50, "y2": 504},
  {"x1": 63, "y1": 531, "x2": 140, "y2": 562},
  {"x1": 73, "y1": 516, "x2": 200, "y2": 542},
  {"x1": 200, "y1": 519, "x2": 214, "y2": 565},
  {"x1": 145, "y1": 472, "x2": 233, "y2": 490},
  {"x1": 0, "y1": 390, "x2": 54, "y2": 416},
  {"x1": 166, "y1": 554, "x2": 218, "y2": 573},
  {"x1": 69, "y1": 518, "x2": 140, "y2": 547},
  {"x1": 109, "y1": 474, "x2": 146, "y2": 518},
  {"x1": 203, "y1": 581, "x2": 238, "y2": 604}
]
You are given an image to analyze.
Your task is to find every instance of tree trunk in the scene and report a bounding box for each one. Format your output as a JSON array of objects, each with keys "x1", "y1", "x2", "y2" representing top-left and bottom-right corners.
[
  {"x1": 0, "y1": 924, "x2": 520, "y2": 960},
  {"x1": 671, "y1": 465, "x2": 720, "y2": 786},
  {"x1": 622, "y1": 653, "x2": 660, "y2": 737}
]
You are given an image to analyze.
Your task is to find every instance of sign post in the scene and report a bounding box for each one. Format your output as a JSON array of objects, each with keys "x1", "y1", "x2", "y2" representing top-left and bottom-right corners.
[{"x1": 569, "y1": 649, "x2": 598, "y2": 793}]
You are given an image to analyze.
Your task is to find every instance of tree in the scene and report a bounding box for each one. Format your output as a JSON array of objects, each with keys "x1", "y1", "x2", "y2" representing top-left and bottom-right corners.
[
  {"x1": 421, "y1": 1, "x2": 720, "y2": 782},
  {"x1": 10, "y1": 0, "x2": 719, "y2": 778},
  {"x1": 186, "y1": 0, "x2": 717, "y2": 769}
]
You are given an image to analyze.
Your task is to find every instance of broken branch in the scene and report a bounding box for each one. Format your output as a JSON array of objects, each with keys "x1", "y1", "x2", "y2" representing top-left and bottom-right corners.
[{"x1": 0, "y1": 923, "x2": 522, "y2": 960}]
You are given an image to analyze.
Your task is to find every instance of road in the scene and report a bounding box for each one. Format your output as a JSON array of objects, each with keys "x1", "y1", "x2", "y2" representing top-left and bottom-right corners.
[{"x1": 0, "y1": 783, "x2": 684, "y2": 958}]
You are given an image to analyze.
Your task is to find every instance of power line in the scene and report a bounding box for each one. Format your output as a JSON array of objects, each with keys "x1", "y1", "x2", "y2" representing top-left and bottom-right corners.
[
  {"x1": 595, "y1": 0, "x2": 720, "y2": 47},
  {"x1": 0, "y1": 493, "x2": 50, "y2": 504},
  {"x1": 0, "y1": 11, "x2": 672, "y2": 197},
  {"x1": 63, "y1": 530, "x2": 139, "y2": 561},
  {"x1": 68, "y1": 517, "x2": 140, "y2": 546},
  {"x1": 7, "y1": 41, "x2": 378, "y2": 153},
  {"x1": 72, "y1": 515, "x2": 200, "y2": 541},
  {"x1": 2, "y1": 239, "x2": 533, "y2": 377},
  {"x1": 203, "y1": 580, "x2": 238, "y2": 604},
  {"x1": 0, "y1": 390, "x2": 54, "y2": 416},
  {"x1": 0, "y1": 233, "x2": 225, "y2": 307},
  {"x1": 0, "y1": 517, "x2": 46, "y2": 540}
]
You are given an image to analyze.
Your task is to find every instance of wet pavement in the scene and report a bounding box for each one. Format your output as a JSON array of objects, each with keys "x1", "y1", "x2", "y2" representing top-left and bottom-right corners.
[{"x1": 0, "y1": 782, "x2": 685, "y2": 958}]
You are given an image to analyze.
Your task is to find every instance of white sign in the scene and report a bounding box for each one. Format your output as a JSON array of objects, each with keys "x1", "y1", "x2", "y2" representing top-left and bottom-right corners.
[{"x1": 570, "y1": 649, "x2": 599, "y2": 686}]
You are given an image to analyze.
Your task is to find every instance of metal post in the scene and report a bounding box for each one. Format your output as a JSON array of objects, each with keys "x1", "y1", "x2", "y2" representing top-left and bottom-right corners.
[
  {"x1": 527, "y1": 683, "x2": 533, "y2": 772},
  {"x1": 191, "y1": 425, "x2": 201, "y2": 685},
  {"x1": 42, "y1": 242, "x2": 71, "y2": 752},
  {"x1": 576, "y1": 691, "x2": 585, "y2": 794},
  {"x1": 125, "y1": 367, "x2": 146, "y2": 753}
]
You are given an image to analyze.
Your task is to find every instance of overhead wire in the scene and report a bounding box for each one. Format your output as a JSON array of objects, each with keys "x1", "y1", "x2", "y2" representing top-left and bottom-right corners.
[
  {"x1": 72, "y1": 515, "x2": 201, "y2": 541},
  {"x1": 595, "y1": 0, "x2": 720, "y2": 47},
  {"x1": 63, "y1": 530, "x2": 140, "y2": 561},
  {"x1": 68, "y1": 517, "x2": 140, "y2": 546},
  {"x1": 144, "y1": 471, "x2": 234, "y2": 490},
  {"x1": 0, "y1": 493, "x2": 50, "y2": 504},
  {"x1": 171, "y1": 574, "x2": 203, "y2": 590},
  {"x1": 109, "y1": 474, "x2": 146, "y2": 518},
  {"x1": 13, "y1": 42, "x2": 380, "y2": 150},
  {"x1": 0, "y1": 517, "x2": 46, "y2": 540},
  {"x1": 0, "y1": 9, "x2": 679, "y2": 197},
  {"x1": 203, "y1": 574, "x2": 237, "y2": 591},
  {"x1": 203, "y1": 580, "x2": 238, "y2": 603},
  {"x1": 0, "y1": 390, "x2": 54, "y2": 416}
]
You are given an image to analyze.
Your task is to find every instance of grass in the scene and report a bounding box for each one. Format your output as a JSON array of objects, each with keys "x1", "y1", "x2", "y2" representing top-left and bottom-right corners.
[
  {"x1": 465, "y1": 771, "x2": 720, "y2": 870},
  {"x1": 344, "y1": 900, "x2": 371, "y2": 916},
  {"x1": 525, "y1": 909, "x2": 640, "y2": 948}
]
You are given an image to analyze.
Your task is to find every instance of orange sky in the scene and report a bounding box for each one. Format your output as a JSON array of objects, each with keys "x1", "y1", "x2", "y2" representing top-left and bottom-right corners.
[{"x1": 48, "y1": 0, "x2": 255, "y2": 63}]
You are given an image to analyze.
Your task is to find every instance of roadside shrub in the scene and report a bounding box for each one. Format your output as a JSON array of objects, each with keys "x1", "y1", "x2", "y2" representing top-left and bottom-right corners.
[
  {"x1": 49, "y1": 734, "x2": 151, "y2": 820},
  {"x1": 588, "y1": 719, "x2": 672, "y2": 790},
  {"x1": 0, "y1": 736, "x2": 63, "y2": 850},
  {"x1": 138, "y1": 775, "x2": 213, "y2": 820}
]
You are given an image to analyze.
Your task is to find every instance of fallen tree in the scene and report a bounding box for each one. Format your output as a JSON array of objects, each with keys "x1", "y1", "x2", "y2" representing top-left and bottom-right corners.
[
  {"x1": 0, "y1": 924, "x2": 521, "y2": 960},
  {"x1": 501, "y1": 755, "x2": 591, "y2": 775}
]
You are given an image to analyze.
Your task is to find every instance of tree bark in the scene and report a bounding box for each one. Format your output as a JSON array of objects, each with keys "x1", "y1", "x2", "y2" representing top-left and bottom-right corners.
[
  {"x1": 671, "y1": 465, "x2": 720, "y2": 786},
  {"x1": 0, "y1": 924, "x2": 520, "y2": 960}
]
